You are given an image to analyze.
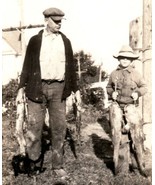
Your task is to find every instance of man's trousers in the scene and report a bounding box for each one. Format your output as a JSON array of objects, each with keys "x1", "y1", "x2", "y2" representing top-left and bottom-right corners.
[{"x1": 24, "y1": 81, "x2": 66, "y2": 169}]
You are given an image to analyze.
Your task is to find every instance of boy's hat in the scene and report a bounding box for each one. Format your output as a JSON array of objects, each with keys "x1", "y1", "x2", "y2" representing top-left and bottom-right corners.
[
  {"x1": 43, "y1": 7, "x2": 65, "y2": 21},
  {"x1": 113, "y1": 45, "x2": 139, "y2": 59}
]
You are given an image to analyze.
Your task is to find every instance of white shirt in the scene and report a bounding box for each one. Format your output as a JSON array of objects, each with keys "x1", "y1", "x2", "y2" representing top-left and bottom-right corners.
[{"x1": 40, "y1": 29, "x2": 65, "y2": 80}]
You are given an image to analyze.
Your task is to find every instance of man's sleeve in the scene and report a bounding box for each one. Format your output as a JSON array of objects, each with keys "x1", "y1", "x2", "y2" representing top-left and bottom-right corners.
[{"x1": 18, "y1": 38, "x2": 33, "y2": 89}]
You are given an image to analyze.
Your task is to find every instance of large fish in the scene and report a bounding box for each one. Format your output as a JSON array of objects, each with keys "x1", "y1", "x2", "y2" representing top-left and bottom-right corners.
[
  {"x1": 66, "y1": 91, "x2": 83, "y2": 145},
  {"x1": 15, "y1": 92, "x2": 27, "y2": 156},
  {"x1": 109, "y1": 101, "x2": 124, "y2": 174},
  {"x1": 124, "y1": 104, "x2": 147, "y2": 177}
]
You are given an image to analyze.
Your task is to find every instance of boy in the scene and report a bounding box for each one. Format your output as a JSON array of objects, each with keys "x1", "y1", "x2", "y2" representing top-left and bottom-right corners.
[{"x1": 106, "y1": 45, "x2": 148, "y2": 176}]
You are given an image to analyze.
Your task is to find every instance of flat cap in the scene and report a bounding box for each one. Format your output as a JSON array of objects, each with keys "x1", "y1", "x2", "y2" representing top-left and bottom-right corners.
[{"x1": 43, "y1": 7, "x2": 65, "y2": 21}]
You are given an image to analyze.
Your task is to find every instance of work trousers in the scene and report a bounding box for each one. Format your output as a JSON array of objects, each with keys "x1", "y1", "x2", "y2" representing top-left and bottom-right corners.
[{"x1": 25, "y1": 81, "x2": 66, "y2": 169}]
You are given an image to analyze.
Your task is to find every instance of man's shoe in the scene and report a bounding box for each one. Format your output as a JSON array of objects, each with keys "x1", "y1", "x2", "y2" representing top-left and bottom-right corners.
[{"x1": 28, "y1": 159, "x2": 45, "y2": 176}]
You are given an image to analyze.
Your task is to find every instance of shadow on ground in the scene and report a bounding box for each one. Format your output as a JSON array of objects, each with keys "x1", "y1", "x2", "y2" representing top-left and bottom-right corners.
[{"x1": 91, "y1": 133, "x2": 115, "y2": 174}]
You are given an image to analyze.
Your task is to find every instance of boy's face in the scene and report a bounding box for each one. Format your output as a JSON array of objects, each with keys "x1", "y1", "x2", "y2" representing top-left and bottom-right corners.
[{"x1": 118, "y1": 57, "x2": 133, "y2": 68}]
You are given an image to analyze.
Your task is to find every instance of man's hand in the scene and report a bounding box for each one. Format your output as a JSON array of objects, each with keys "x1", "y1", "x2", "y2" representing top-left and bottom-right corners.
[
  {"x1": 71, "y1": 90, "x2": 83, "y2": 112},
  {"x1": 16, "y1": 88, "x2": 25, "y2": 105},
  {"x1": 112, "y1": 91, "x2": 118, "y2": 100},
  {"x1": 75, "y1": 90, "x2": 81, "y2": 105},
  {"x1": 131, "y1": 92, "x2": 138, "y2": 101}
]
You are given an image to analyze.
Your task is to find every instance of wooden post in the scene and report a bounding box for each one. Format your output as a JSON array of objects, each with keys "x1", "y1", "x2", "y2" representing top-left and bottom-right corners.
[
  {"x1": 142, "y1": 0, "x2": 152, "y2": 124},
  {"x1": 129, "y1": 0, "x2": 152, "y2": 124},
  {"x1": 99, "y1": 61, "x2": 103, "y2": 82},
  {"x1": 129, "y1": 17, "x2": 143, "y2": 117},
  {"x1": 19, "y1": 0, "x2": 26, "y2": 61},
  {"x1": 129, "y1": 17, "x2": 143, "y2": 53},
  {"x1": 77, "y1": 55, "x2": 81, "y2": 81},
  {"x1": 129, "y1": 1, "x2": 152, "y2": 152}
]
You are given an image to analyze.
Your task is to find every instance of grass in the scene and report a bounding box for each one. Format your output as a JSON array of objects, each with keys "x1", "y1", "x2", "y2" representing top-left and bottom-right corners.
[{"x1": 2, "y1": 105, "x2": 152, "y2": 185}]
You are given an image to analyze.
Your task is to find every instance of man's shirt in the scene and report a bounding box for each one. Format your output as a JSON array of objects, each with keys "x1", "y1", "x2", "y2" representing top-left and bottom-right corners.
[{"x1": 40, "y1": 29, "x2": 65, "y2": 80}]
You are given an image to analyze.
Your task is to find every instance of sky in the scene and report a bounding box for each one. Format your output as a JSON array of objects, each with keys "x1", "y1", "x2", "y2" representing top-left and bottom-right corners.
[{"x1": 2, "y1": 0, "x2": 143, "y2": 73}]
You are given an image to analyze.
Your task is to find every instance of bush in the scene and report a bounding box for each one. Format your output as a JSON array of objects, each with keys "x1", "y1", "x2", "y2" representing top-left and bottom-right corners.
[
  {"x1": 82, "y1": 87, "x2": 105, "y2": 111},
  {"x1": 2, "y1": 78, "x2": 106, "y2": 121},
  {"x1": 81, "y1": 104, "x2": 103, "y2": 123},
  {"x1": 2, "y1": 78, "x2": 18, "y2": 118}
]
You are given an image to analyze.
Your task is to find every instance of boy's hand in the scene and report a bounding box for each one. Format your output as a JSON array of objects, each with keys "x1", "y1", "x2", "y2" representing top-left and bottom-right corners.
[
  {"x1": 131, "y1": 92, "x2": 138, "y2": 101},
  {"x1": 112, "y1": 91, "x2": 118, "y2": 100}
]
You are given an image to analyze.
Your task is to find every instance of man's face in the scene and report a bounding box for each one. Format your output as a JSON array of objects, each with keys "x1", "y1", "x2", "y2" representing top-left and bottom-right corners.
[
  {"x1": 118, "y1": 57, "x2": 133, "y2": 68},
  {"x1": 46, "y1": 17, "x2": 62, "y2": 33}
]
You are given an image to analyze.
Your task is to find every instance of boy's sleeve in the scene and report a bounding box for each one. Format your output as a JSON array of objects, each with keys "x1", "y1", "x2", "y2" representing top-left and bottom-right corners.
[
  {"x1": 106, "y1": 75, "x2": 114, "y2": 99},
  {"x1": 135, "y1": 73, "x2": 148, "y2": 97}
]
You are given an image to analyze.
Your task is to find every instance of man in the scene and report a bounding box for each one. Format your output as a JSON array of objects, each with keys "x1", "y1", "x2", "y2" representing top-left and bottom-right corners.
[
  {"x1": 106, "y1": 45, "x2": 148, "y2": 176},
  {"x1": 16, "y1": 7, "x2": 80, "y2": 178}
]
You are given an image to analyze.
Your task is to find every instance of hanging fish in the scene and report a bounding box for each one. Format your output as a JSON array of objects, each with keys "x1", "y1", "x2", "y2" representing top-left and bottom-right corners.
[
  {"x1": 109, "y1": 101, "x2": 123, "y2": 174},
  {"x1": 124, "y1": 104, "x2": 147, "y2": 177},
  {"x1": 15, "y1": 91, "x2": 28, "y2": 156}
]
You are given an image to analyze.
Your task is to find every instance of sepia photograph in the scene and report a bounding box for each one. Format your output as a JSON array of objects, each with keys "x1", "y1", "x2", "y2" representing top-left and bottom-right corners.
[{"x1": 2, "y1": 0, "x2": 152, "y2": 184}]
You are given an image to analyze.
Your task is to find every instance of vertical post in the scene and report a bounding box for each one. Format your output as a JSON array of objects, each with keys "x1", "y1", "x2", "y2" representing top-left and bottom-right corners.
[
  {"x1": 17, "y1": 0, "x2": 26, "y2": 81},
  {"x1": 18, "y1": 0, "x2": 26, "y2": 60},
  {"x1": 99, "y1": 61, "x2": 103, "y2": 82},
  {"x1": 142, "y1": 0, "x2": 152, "y2": 123},
  {"x1": 20, "y1": 0, "x2": 26, "y2": 59},
  {"x1": 77, "y1": 55, "x2": 81, "y2": 81},
  {"x1": 129, "y1": 17, "x2": 143, "y2": 117}
]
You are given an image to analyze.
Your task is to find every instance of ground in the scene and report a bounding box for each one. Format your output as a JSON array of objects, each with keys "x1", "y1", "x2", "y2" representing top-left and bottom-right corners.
[{"x1": 2, "y1": 108, "x2": 152, "y2": 185}]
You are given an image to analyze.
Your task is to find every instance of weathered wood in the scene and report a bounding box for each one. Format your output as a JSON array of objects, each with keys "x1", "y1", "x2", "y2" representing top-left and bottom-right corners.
[
  {"x1": 129, "y1": 0, "x2": 152, "y2": 124},
  {"x1": 129, "y1": 17, "x2": 143, "y2": 51},
  {"x1": 129, "y1": 17, "x2": 143, "y2": 120},
  {"x1": 142, "y1": 0, "x2": 152, "y2": 124},
  {"x1": 2, "y1": 24, "x2": 45, "y2": 32}
]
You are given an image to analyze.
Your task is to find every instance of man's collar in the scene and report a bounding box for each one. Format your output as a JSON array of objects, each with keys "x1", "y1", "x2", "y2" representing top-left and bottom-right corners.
[{"x1": 43, "y1": 28, "x2": 59, "y2": 37}]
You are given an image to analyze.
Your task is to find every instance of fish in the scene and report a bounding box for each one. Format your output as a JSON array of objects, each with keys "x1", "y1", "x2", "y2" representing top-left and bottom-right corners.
[
  {"x1": 109, "y1": 101, "x2": 123, "y2": 174},
  {"x1": 15, "y1": 92, "x2": 27, "y2": 156},
  {"x1": 66, "y1": 91, "x2": 83, "y2": 145},
  {"x1": 124, "y1": 104, "x2": 147, "y2": 177}
]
